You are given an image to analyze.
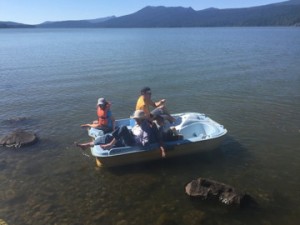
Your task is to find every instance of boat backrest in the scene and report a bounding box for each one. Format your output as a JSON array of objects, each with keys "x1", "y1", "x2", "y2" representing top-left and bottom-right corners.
[
  {"x1": 88, "y1": 128, "x2": 104, "y2": 138},
  {"x1": 129, "y1": 118, "x2": 136, "y2": 128},
  {"x1": 116, "y1": 118, "x2": 132, "y2": 127}
]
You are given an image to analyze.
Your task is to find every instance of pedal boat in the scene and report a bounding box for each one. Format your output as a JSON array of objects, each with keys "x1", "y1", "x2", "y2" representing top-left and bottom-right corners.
[{"x1": 88, "y1": 112, "x2": 227, "y2": 167}]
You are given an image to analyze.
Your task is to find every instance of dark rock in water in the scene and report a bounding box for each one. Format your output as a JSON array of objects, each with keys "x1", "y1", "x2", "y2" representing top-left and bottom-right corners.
[
  {"x1": 185, "y1": 177, "x2": 257, "y2": 208},
  {"x1": 0, "y1": 129, "x2": 38, "y2": 148}
]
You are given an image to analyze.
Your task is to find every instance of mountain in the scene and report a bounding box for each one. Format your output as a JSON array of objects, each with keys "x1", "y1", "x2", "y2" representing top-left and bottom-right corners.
[
  {"x1": 1, "y1": 0, "x2": 300, "y2": 28},
  {"x1": 96, "y1": 0, "x2": 300, "y2": 27},
  {"x1": 274, "y1": 0, "x2": 300, "y2": 5},
  {"x1": 88, "y1": 16, "x2": 116, "y2": 24},
  {"x1": 95, "y1": 6, "x2": 198, "y2": 28},
  {"x1": 37, "y1": 16, "x2": 115, "y2": 28},
  {"x1": 0, "y1": 21, "x2": 35, "y2": 28}
]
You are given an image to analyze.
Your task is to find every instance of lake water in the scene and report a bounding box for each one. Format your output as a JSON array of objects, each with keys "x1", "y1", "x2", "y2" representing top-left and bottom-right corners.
[{"x1": 0, "y1": 28, "x2": 300, "y2": 225}]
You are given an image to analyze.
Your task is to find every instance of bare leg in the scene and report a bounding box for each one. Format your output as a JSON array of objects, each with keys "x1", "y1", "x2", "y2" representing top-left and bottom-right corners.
[
  {"x1": 75, "y1": 141, "x2": 94, "y2": 150},
  {"x1": 166, "y1": 115, "x2": 176, "y2": 123},
  {"x1": 100, "y1": 138, "x2": 117, "y2": 150},
  {"x1": 161, "y1": 149, "x2": 166, "y2": 158},
  {"x1": 159, "y1": 106, "x2": 176, "y2": 123},
  {"x1": 160, "y1": 146, "x2": 166, "y2": 158}
]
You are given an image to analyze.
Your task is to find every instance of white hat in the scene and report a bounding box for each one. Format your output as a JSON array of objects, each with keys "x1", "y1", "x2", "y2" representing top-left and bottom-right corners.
[
  {"x1": 97, "y1": 98, "x2": 107, "y2": 105},
  {"x1": 130, "y1": 110, "x2": 145, "y2": 119}
]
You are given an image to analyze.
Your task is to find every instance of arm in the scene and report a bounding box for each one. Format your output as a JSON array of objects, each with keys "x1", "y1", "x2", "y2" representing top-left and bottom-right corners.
[
  {"x1": 145, "y1": 98, "x2": 157, "y2": 108},
  {"x1": 154, "y1": 99, "x2": 166, "y2": 107},
  {"x1": 81, "y1": 123, "x2": 99, "y2": 128},
  {"x1": 146, "y1": 98, "x2": 166, "y2": 108}
]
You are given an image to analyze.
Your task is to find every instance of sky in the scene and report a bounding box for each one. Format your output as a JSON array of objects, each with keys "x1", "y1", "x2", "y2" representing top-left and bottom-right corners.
[{"x1": 0, "y1": 0, "x2": 286, "y2": 24}]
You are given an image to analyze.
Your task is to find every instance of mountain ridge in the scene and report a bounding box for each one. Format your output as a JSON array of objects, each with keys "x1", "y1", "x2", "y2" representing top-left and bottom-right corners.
[
  {"x1": 96, "y1": 0, "x2": 300, "y2": 27},
  {"x1": 1, "y1": 0, "x2": 300, "y2": 28},
  {"x1": 0, "y1": 21, "x2": 35, "y2": 28},
  {"x1": 36, "y1": 16, "x2": 115, "y2": 28}
]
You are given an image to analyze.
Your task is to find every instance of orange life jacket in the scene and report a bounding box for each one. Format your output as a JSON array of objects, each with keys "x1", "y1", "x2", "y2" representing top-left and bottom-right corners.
[{"x1": 97, "y1": 103, "x2": 111, "y2": 126}]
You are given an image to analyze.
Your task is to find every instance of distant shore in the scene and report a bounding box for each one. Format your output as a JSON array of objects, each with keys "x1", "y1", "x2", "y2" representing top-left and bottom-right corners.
[{"x1": 1, "y1": 1, "x2": 300, "y2": 28}]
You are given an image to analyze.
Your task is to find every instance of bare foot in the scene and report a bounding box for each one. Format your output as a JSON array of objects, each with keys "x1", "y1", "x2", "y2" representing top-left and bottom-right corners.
[
  {"x1": 74, "y1": 142, "x2": 90, "y2": 150},
  {"x1": 100, "y1": 143, "x2": 113, "y2": 150}
]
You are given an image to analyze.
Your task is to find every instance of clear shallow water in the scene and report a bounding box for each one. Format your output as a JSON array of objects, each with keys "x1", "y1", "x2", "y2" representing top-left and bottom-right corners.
[{"x1": 0, "y1": 28, "x2": 300, "y2": 225}]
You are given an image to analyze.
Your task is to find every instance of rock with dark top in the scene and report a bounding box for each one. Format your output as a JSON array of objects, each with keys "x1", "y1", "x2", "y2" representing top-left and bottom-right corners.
[
  {"x1": 0, "y1": 129, "x2": 38, "y2": 148},
  {"x1": 185, "y1": 177, "x2": 257, "y2": 208}
]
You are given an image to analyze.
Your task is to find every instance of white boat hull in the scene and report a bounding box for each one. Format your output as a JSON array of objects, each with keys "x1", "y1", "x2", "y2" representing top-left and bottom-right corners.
[{"x1": 88, "y1": 112, "x2": 227, "y2": 167}]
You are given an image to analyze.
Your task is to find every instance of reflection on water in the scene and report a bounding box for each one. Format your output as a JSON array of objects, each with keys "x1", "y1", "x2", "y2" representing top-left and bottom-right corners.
[{"x1": 0, "y1": 28, "x2": 300, "y2": 225}]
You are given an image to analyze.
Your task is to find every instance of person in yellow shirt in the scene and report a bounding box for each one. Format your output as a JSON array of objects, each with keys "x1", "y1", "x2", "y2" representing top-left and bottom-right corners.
[{"x1": 136, "y1": 87, "x2": 175, "y2": 123}]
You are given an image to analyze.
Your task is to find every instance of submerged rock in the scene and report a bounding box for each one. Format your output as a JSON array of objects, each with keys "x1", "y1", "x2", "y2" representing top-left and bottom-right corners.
[
  {"x1": 185, "y1": 177, "x2": 257, "y2": 208},
  {"x1": 0, "y1": 129, "x2": 38, "y2": 148}
]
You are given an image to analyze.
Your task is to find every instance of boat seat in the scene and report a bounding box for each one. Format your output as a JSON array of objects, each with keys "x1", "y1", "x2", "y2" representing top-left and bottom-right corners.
[
  {"x1": 88, "y1": 128, "x2": 105, "y2": 138},
  {"x1": 179, "y1": 122, "x2": 207, "y2": 139}
]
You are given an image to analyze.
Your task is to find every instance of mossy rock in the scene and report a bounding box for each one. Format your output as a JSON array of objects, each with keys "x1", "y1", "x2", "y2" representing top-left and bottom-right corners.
[
  {"x1": 185, "y1": 177, "x2": 257, "y2": 208},
  {"x1": 0, "y1": 129, "x2": 38, "y2": 148}
]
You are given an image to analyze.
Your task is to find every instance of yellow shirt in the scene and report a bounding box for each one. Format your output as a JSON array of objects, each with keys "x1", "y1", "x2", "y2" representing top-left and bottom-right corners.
[{"x1": 136, "y1": 95, "x2": 150, "y2": 115}]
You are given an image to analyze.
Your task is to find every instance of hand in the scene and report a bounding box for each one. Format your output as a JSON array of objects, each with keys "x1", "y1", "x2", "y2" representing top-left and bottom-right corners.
[{"x1": 160, "y1": 99, "x2": 166, "y2": 104}]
